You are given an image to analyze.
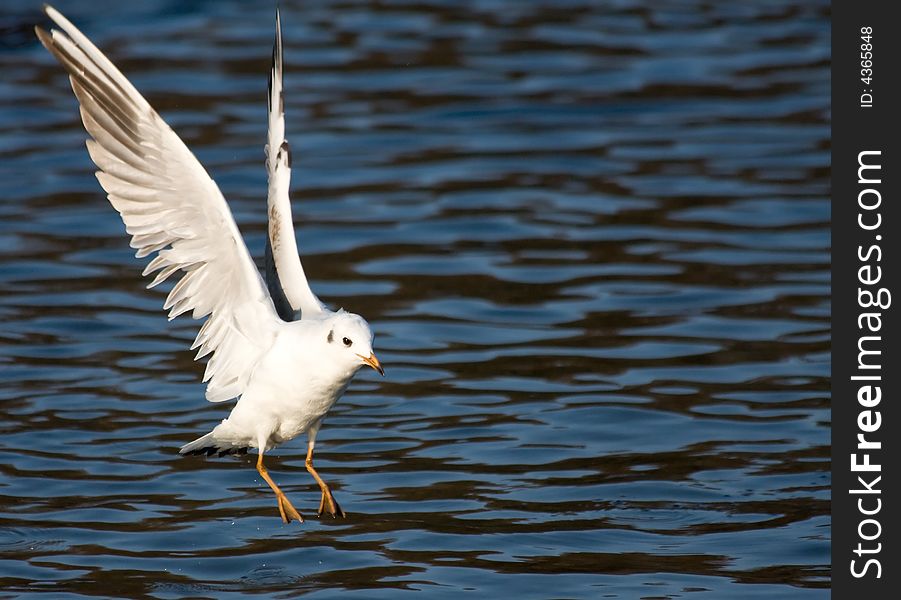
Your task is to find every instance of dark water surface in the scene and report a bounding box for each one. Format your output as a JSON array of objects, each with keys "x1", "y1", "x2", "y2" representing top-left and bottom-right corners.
[{"x1": 1, "y1": 0, "x2": 830, "y2": 597}]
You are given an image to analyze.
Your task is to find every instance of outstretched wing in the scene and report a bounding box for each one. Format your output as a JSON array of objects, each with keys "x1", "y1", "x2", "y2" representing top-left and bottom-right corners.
[
  {"x1": 36, "y1": 6, "x2": 281, "y2": 403},
  {"x1": 264, "y1": 8, "x2": 326, "y2": 321}
]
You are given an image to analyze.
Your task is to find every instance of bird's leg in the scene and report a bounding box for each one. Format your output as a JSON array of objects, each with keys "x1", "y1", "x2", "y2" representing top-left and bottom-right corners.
[
  {"x1": 256, "y1": 451, "x2": 303, "y2": 524},
  {"x1": 306, "y1": 440, "x2": 345, "y2": 518}
]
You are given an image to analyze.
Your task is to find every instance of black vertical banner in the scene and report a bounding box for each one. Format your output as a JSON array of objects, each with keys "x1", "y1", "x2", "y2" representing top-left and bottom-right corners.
[{"x1": 832, "y1": 1, "x2": 900, "y2": 597}]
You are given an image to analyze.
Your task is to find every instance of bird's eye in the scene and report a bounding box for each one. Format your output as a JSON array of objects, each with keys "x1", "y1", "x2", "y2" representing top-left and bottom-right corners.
[{"x1": 342, "y1": 337, "x2": 352, "y2": 347}]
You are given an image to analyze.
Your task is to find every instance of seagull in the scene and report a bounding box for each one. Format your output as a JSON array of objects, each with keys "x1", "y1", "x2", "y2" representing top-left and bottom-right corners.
[{"x1": 36, "y1": 5, "x2": 384, "y2": 524}]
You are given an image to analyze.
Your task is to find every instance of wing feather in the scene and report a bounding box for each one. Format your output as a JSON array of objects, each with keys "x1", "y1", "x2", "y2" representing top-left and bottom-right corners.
[
  {"x1": 37, "y1": 6, "x2": 282, "y2": 403},
  {"x1": 264, "y1": 9, "x2": 325, "y2": 321}
]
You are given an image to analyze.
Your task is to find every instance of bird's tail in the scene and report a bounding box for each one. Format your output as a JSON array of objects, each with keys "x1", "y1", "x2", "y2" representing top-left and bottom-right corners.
[{"x1": 179, "y1": 427, "x2": 249, "y2": 458}]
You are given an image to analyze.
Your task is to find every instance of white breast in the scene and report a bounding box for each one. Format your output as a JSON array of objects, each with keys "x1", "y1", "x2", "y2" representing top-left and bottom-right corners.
[{"x1": 226, "y1": 320, "x2": 357, "y2": 448}]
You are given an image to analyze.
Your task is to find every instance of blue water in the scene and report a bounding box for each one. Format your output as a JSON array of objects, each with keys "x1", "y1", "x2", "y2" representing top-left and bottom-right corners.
[{"x1": 1, "y1": 0, "x2": 829, "y2": 597}]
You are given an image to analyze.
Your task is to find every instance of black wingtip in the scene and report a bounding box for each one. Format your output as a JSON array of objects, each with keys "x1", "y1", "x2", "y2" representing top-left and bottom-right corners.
[
  {"x1": 274, "y1": 6, "x2": 283, "y2": 64},
  {"x1": 278, "y1": 140, "x2": 291, "y2": 167},
  {"x1": 269, "y1": 8, "x2": 284, "y2": 111},
  {"x1": 181, "y1": 446, "x2": 249, "y2": 458}
]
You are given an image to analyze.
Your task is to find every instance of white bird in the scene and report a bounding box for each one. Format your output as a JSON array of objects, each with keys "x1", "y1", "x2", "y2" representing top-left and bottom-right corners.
[{"x1": 36, "y1": 5, "x2": 384, "y2": 524}]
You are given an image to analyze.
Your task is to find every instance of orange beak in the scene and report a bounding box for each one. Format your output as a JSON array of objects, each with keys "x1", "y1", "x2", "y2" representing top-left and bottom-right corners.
[{"x1": 358, "y1": 352, "x2": 385, "y2": 376}]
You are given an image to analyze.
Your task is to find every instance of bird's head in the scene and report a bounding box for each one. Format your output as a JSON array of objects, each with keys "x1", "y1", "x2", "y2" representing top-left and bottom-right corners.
[{"x1": 324, "y1": 310, "x2": 384, "y2": 376}]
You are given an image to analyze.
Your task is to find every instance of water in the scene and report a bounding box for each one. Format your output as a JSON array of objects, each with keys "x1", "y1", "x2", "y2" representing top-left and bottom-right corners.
[{"x1": 1, "y1": 0, "x2": 830, "y2": 597}]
